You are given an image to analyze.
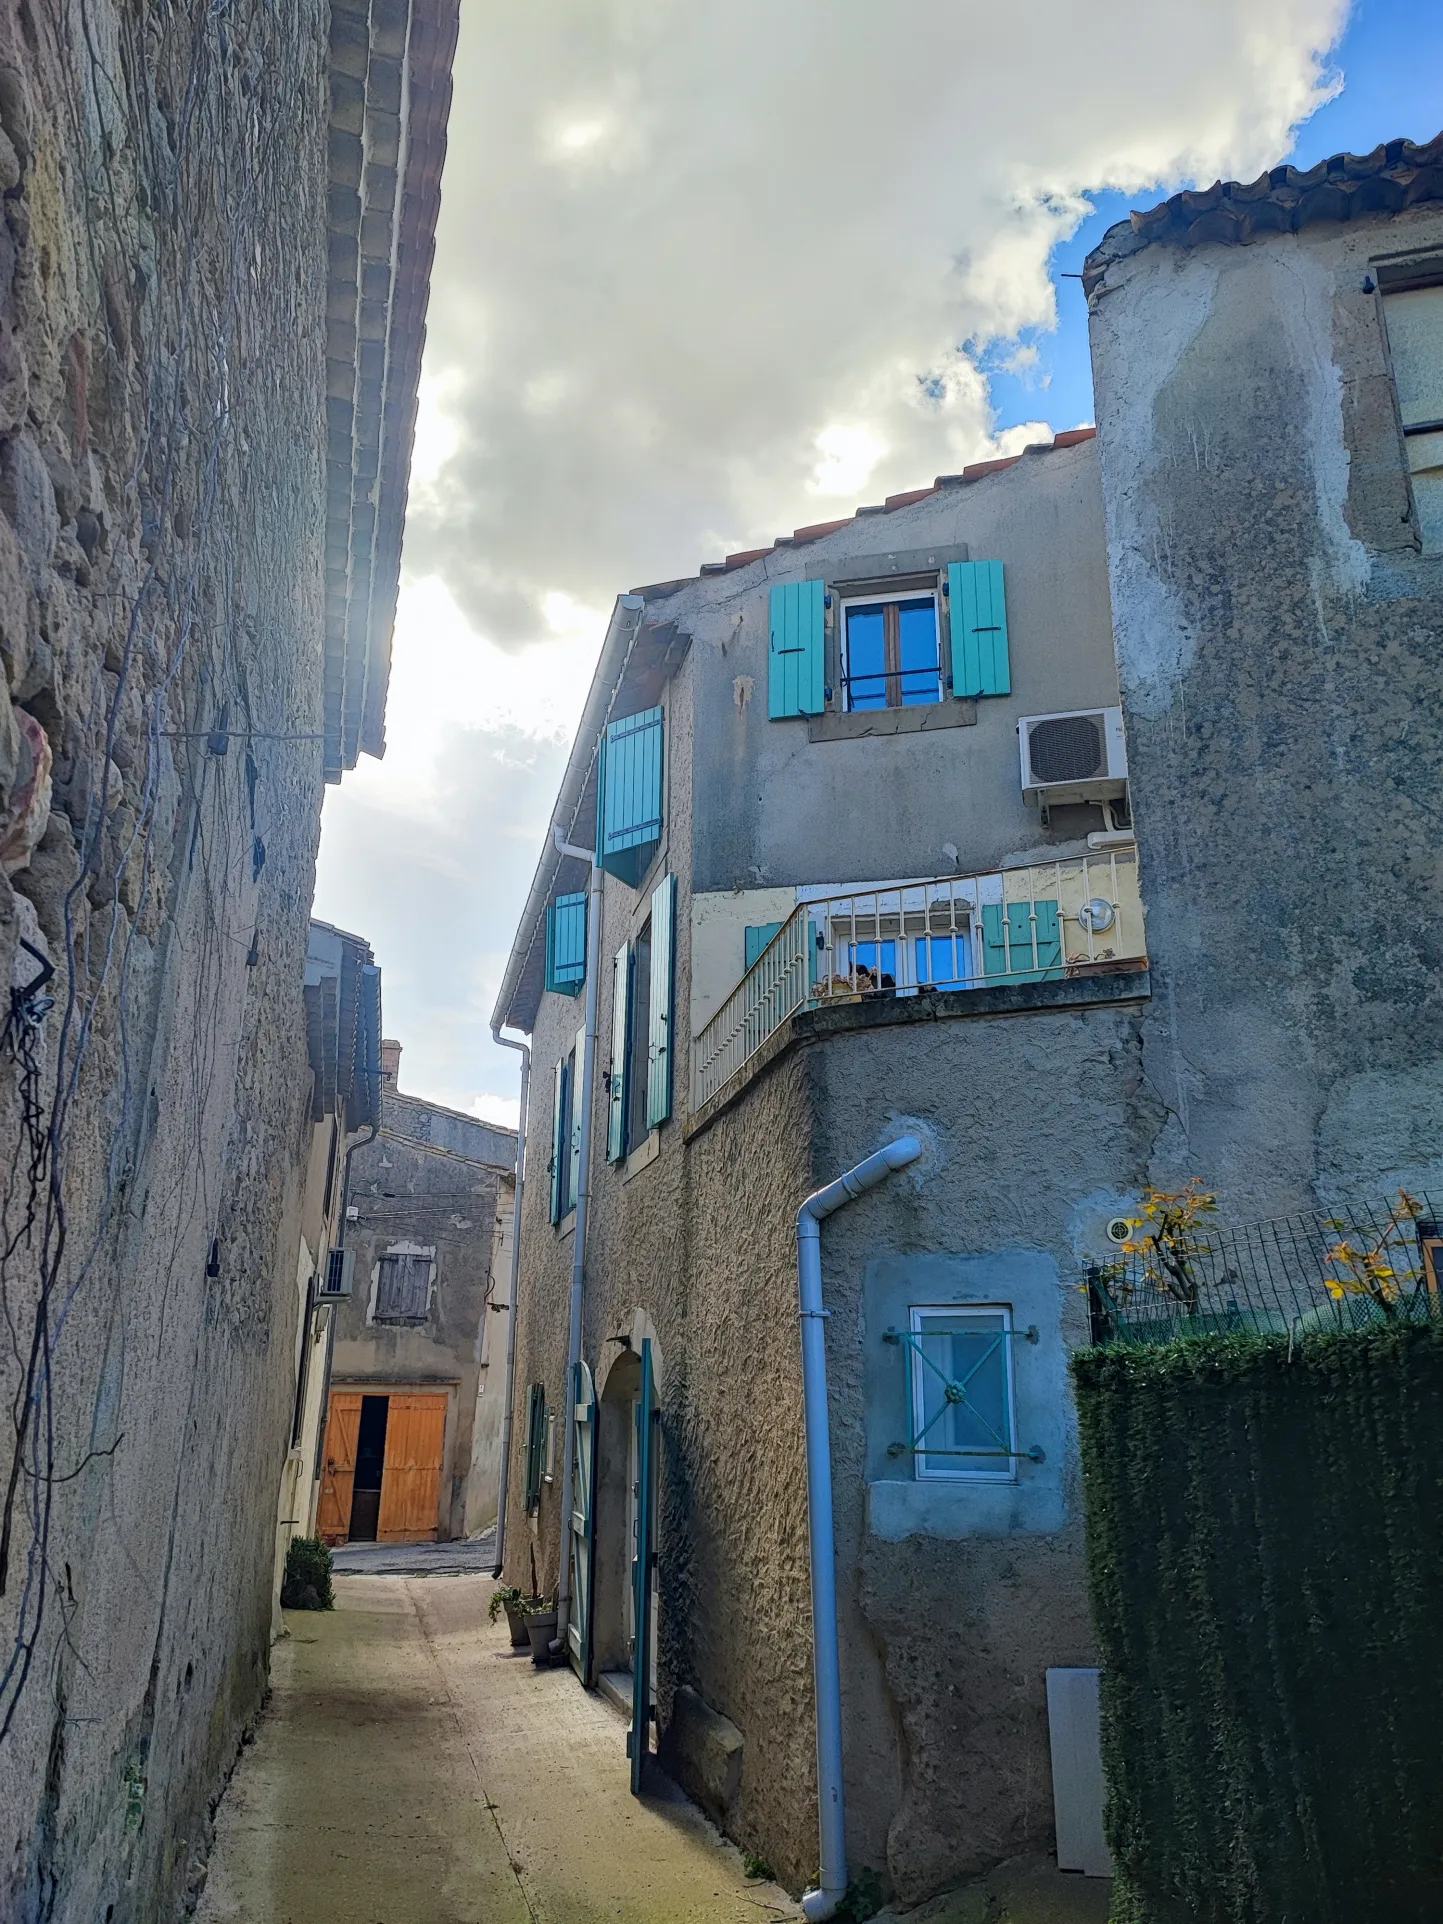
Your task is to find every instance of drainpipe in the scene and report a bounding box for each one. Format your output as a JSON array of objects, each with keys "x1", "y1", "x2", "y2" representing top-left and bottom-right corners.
[
  {"x1": 797, "y1": 1135, "x2": 923, "y2": 1922},
  {"x1": 490, "y1": 1026, "x2": 530, "y2": 1579},
  {"x1": 551, "y1": 824, "x2": 605, "y2": 1648}
]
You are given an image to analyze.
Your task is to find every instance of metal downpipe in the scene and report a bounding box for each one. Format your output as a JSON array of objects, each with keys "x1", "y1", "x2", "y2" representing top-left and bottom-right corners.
[
  {"x1": 797, "y1": 1135, "x2": 922, "y2": 1921},
  {"x1": 490, "y1": 1027, "x2": 530, "y2": 1579}
]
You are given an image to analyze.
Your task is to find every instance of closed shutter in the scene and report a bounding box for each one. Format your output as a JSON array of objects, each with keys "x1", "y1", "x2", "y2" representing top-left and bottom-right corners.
[
  {"x1": 524, "y1": 1383, "x2": 546, "y2": 1512},
  {"x1": 375, "y1": 1251, "x2": 432, "y2": 1321},
  {"x1": 744, "y1": 921, "x2": 785, "y2": 970},
  {"x1": 545, "y1": 891, "x2": 588, "y2": 995},
  {"x1": 647, "y1": 873, "x2": 676, "y2": 1128},
  {"x1": 608, "y1": 943, "x2": 631, "y2": 1162},
  {"x1": 569, "y1": 1023, "x2": 586, "y2": 1206},
  {"x1": 981, "y1": 900, "x2": 1063, "y2": 983},
  {"x1": 768, "y1": 580, "x2": 826, "y2": 719},
  {"x1": 549, "y1": 1056, "x2": 566, "y2": 1223},
  {"x1": 948, "y1": 560, "x2": 1010, "y2": 697},
  {"x1": 597, "y1": 707, "x2": 664, "y2": 886}
]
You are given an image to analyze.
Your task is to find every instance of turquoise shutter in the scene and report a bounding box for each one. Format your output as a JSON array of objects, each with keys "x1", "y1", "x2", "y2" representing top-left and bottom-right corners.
[
  {"x1": 569, "y1": 1023, "x2": 586, "y2": 1205},
  {"x1": 981, "y1": 900, "x2": 1063, "y2": 983},
  {"x1": 546, "y1": 891, "x2": 588, "y2": 995},
  {"x1": 948, "y1": 560, "x2": 1010, "y2": 697},
  {"x1": 646, "y1": 873, "x2": 676, "y2": 1128},
  {"x1": 744, "y1": 921, "x2": 785, "y2": 970},
  {"x1": 524, "y1": 1383, "x2": 546, "y2": 1511},
  {"x1": 768, "y1": 580, "x2": 825, "y2": 719},
  {"x1": 607, "y1": 943, "x2": 631, "y2": 1162},
  {"x1": 549, "y1": 1057, "x2": 566, "y2": 1222},
  {"x1": 598, "y1": 707, "x2": 664, "y2": 886}
]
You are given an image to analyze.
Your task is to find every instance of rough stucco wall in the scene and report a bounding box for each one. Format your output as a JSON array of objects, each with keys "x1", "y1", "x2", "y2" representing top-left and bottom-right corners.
[
  {"x1": 336, "y1": 1094, "x2": 512, "y2": 1538},
  {"x1": 0, "y1": 7, "x2": 330, "y2": 1919},
  {"x1": 1089, "y1": 207, "x2": 1443, "y2": 1215}
]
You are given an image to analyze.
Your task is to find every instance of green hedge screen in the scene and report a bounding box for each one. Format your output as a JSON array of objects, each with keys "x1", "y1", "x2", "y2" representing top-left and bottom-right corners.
[{"x1": 1074, "y1": 1321, "x2": 1443, "y2": 1924}]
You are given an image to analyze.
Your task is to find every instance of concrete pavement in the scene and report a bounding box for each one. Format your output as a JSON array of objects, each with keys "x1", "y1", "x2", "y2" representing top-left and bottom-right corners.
[{"x1": 195, "y1": 1574, "x2": 800, "y2": 1923}]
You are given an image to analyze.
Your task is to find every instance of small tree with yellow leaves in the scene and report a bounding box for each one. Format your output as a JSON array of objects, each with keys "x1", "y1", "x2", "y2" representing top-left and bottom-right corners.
[
  {"x1": 1323, "y1": 1190, "x2": 1424, "y2": 1321},
  {"x1": 1119, "y1": 1180, "x2": 1220, "y2": 1317}
]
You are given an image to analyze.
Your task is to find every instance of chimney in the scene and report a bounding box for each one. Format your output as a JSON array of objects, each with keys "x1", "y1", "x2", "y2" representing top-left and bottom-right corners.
[{"x1": 380, "y1": 1038, "x2": 402, "y2": 1091}]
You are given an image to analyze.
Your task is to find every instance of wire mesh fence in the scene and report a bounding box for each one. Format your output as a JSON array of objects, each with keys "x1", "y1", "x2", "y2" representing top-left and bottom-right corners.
[{"x1": 1084, "y1": 1191, "x2": 1443, "y2": 1347}]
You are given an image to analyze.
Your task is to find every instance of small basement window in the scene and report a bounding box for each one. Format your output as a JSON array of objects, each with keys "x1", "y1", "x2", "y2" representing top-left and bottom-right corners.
[
  {"x1": 905, "y1": 1305, "x2": 1017, "y2": 1481},
  {"x1": 841, "y1": 592, "x2": 941, "y2": 710}
]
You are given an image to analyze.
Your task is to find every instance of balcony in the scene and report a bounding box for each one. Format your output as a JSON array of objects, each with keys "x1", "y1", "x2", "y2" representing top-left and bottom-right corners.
[{"x1": 692, "y1": 850, "x2": 1146, "y2": 1111}]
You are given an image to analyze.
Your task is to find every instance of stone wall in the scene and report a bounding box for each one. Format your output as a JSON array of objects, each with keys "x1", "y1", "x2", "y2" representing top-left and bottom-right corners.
[
  {"x1": 1087, "y1": 196, "x2": 1443, "y2": 1216},
  {"x1": 0, "y1": 6, "x2": 333, "y2": 1918}
]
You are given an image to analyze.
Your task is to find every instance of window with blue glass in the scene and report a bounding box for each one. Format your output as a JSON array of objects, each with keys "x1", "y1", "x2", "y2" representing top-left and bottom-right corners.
[
  {"x1": 906, "y1": 1305, "x2": 1017, "y2": 1482},
  {"x1": 841, "y1": 592, "x2": 941, "y2": 711},
  {"x1": 849, "y1": 939, "x2": 897, "y2": 987},
  {"x1": 914, "y1": 933, "x2": 976, "y2": 990}
]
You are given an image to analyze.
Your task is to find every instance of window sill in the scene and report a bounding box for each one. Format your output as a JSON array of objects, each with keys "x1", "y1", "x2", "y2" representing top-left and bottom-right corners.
[
  {"x1": 623, "y1": 1130, "x2": 662, "y2": 1182},
  {"x1": 556, "y1": 1208, "x2": 576, "y2": 1239},
  {"x1": 808, "y1": 700, "x2": 977, "y2": 743}
]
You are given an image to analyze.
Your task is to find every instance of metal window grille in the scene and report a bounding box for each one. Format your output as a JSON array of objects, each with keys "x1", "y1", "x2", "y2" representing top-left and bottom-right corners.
[
  {"x1": 692, "y1": 851, "x2": 1146, "y2": 1109},
  {"x1": 884, "y1": 1309, "x2": 1041, "y2": 1479}
]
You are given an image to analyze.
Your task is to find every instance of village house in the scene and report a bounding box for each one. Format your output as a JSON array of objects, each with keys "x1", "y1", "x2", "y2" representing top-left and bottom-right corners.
[
  {"x1": 0, "y1": 4, "x2": 457, "y2": 1917},
  {"x1": 315, "y1": 1038, "x2": 517, "y2": 1546},
  {"x1": 1083, "y1": 135, "x2": 1443, "y2": 1220},
  {"x1": 493, "y1": 428, "x2": 1150, "y2": 1906}
]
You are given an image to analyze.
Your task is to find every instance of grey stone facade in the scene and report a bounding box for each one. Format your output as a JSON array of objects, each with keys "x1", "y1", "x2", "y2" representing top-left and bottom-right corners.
[{"x1": 0, "y1": 6, "x2": 453, "y2": 1918}]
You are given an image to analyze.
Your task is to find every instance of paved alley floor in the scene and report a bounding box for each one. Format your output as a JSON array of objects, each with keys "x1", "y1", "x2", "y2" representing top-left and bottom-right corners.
[
  {"x1": 329, "y1": 1531, "x2": 497, "y2": 1577},
  {"x1": 195, "y1": 1574, "x2": 800, "y2": 1924}
]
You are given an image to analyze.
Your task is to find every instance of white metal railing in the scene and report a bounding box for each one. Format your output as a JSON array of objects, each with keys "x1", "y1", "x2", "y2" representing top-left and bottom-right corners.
[{"x1": 692, "y1": 850, "x2": 1146, "y2": 1109}]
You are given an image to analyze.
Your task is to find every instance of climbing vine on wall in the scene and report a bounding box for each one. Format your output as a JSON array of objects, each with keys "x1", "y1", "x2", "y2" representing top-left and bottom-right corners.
[{"x1": 1073, "y1": 1321, "x2": 1443, "y2": 1924}]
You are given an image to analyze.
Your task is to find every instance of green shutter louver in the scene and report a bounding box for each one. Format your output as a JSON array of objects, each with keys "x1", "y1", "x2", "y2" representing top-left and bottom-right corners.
[
  {"x1": 608, "y1": 943, "x2": 631, "y2": 1163},
  {"x1": 768, "y1": 580, "x2": 826, "y2": 719},
  {"x1": 569, "y1": 1022, "x2": 586, "y2": 1207},
  {"x1": 545, "y1": 891, "x2": 588, "y2": 995},
  {"x1": 597, "y1": 706, "x2": 664, "y2": 886},
  {"x1": 549, "y1": 1057, "x2": 566, "y2": 1223},
  {"x1": 647, "y1": 873, "x2": 676, "y2": 1129},
  {"x1": 523, "y1": 1383, "x2": 546, "y2": 1512},
  {"x1": 948, "y1": 560, "x2": 1010, "y2": 697},
  {"x1": 744, "y1": 922, "x2": 785, "y2": 970},
  {"x1": 981, "y1": 900, "x2": 1063, "y2": 984}
]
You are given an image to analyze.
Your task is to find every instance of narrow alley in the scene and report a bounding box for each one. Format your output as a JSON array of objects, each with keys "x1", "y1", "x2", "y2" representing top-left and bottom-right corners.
[{"x1": 194, "y1": 1571, "x2": 800, "y2": 1924}]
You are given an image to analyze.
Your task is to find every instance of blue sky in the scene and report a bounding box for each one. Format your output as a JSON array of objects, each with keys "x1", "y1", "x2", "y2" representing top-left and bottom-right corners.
[{"x1": 990, "y1": 0, "x2": 1443, "y2": 441}]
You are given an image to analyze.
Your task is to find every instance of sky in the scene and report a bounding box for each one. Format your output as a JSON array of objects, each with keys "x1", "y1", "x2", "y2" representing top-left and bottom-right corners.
[{"x1": 312, "y1": 0, "x2": 1442, "y2": 1128}]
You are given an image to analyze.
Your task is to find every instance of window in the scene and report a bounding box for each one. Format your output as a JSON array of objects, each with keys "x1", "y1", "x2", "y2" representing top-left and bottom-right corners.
[
  {"x1": 546, "y1": 891, "x2": 587, "y2": 995},
  {"x1": 905, "y1": 1305, "x2": 1017, "y2": 1481},
  {"x1": 841, "y1": 593, "x2": 941, "y2": 710},
  {"x1": 549, "y1": 1030, "x2": 584, "y2": 1222},
  {"x1": 606, "y1": 873, "x2": 677, "y2": 1162},
  {"x1": 374, "y1": 1248, "x2": 434, "y2": 1323},
  {"x1": 1383, "y1": 279, "x2": 1443, "y2": 553},
  {"x1": 626, "y1": 918, "x2": 652, "y2": 1152}
]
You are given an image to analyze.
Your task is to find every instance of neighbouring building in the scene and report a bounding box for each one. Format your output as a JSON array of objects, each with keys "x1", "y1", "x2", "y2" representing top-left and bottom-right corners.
[
  {"x1": 494, "y1": 428, "x2": 1152, "y2": 1902},
  {"x1": 0, "y1": 4, "x2": 456, "y2": 1919},
  {"x1": 316, "y1": 1039, "x2": 517, "y2": 1547},
  {"x1": 273, "y1": 918, "x2": 383, "y2": 1608},
  {"x1": 1083, "y1": 134, "x2": 1443, "y2": 1215}
]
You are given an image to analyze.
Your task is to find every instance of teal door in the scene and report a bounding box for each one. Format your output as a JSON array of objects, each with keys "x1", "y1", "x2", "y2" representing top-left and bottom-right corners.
[
  {"x1": 568, "y1": 1360, "x2": 597, "y2": 1683},
  {"x1": 628, "y1": 1339, "x2": 657, "y2": 1795}
]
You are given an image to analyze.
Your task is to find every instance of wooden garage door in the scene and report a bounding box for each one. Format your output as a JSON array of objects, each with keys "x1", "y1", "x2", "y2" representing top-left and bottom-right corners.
[
  {"x1": 317, "y1": 1391, "x2": 362, "y2": 1545},
  {"x1": 377, "y1": 1393, "x2": 448, "y2": 1542}
]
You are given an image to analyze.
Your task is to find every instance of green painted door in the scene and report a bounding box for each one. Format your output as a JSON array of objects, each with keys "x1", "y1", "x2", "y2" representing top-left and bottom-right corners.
[
  {"x1": 628, "y1": 1339, "x2": 657, "y2": 1795},
  {"x1": 568, "y1": 1359, "x2": 597, "y2": 1684}
]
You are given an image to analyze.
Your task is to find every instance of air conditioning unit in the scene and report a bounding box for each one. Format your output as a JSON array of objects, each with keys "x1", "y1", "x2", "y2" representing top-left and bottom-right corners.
[
  {"x1": 319, "y1": 1246, "x2": 354, "y2": 1298},
  {"x1": 1019, "y1": 707, "x2": 1128, "y2": 813}
]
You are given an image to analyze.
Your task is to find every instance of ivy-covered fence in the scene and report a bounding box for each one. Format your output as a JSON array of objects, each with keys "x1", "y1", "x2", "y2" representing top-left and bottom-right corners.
[{"x1": 1074, "y1": 1320, "x2": 1443, "y2": 1924}]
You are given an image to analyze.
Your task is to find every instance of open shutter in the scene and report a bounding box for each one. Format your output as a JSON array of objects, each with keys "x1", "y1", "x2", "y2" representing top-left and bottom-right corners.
[
  {"x1": 647, "y1": 874, "x2": 675, "y2": 1128},
  {"x1": 768, "y1": 580, "x2": 826, "y2": 719},
  {"x1": 546, "y1": 891, "x2": 588, "y2": 995},
  {"x1": 608, "y1": 943, "x2": 631, "y2": 1162},
  {"x1": 982, "y1": 900, "x2": 1063, "y2": 984},
  {"x1": 948, "y1": 560, "x2": 1010, "y2": 697},
  {"x1": 569, "y1": 1023, "x2": 586, "y2": 1206},
  {"x1": 524, "y1": 1383, "x2": 546, "y2": 1512},
  {"x1": 549, "y1": 1056, "x2": 566, "y2": 1223},
  {"x1": 598, "y1": 707, "x2": 664, "y2": 885},
  {"x1": 744, "y1": 922, "x2": 785, "y2": 970}
]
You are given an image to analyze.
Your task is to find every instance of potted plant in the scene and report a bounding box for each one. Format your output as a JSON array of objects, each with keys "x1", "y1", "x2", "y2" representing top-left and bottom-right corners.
[
  {"x1": 523, "y1": 1598, "x2": 559, "y2": 1663},
  {"x1": 487, "y1": 1583, "x2": 532, "y2": 1648}
]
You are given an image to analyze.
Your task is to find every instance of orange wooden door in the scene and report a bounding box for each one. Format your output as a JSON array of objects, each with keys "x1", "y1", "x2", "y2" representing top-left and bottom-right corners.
[
  {"x1": 377, "y1": 1393, "x2": 447, "y2": 1542},
  {"x1": 316, "y1": 1391, "x2": 363, "y2": 1544}
]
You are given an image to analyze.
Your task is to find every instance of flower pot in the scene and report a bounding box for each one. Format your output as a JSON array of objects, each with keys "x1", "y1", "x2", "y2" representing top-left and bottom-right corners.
[
  {"x1": 523, "y1": 1609, "x2": 558, "y2": 1663},
  {"x1": 502, "y1": 1601, "x2": 530, "y2": 1648}
]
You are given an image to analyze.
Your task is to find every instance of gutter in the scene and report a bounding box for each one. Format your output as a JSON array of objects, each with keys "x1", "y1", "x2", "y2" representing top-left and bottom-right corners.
[
  {"x1": 490, "y1": 594, "x2": 645, "y2": 1036},
  {"x1": 796, "y1": 1135, "x2": 923, "y2": 1921},
  {"x1": 489, "y1": 1026, "x2": 530, "y2": 1578}
]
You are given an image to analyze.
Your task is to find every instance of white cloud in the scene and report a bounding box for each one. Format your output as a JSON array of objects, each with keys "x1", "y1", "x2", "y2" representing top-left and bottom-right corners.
[{"x1": 316, "y1": 0, "x2": 1350, "y2": 1115}]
